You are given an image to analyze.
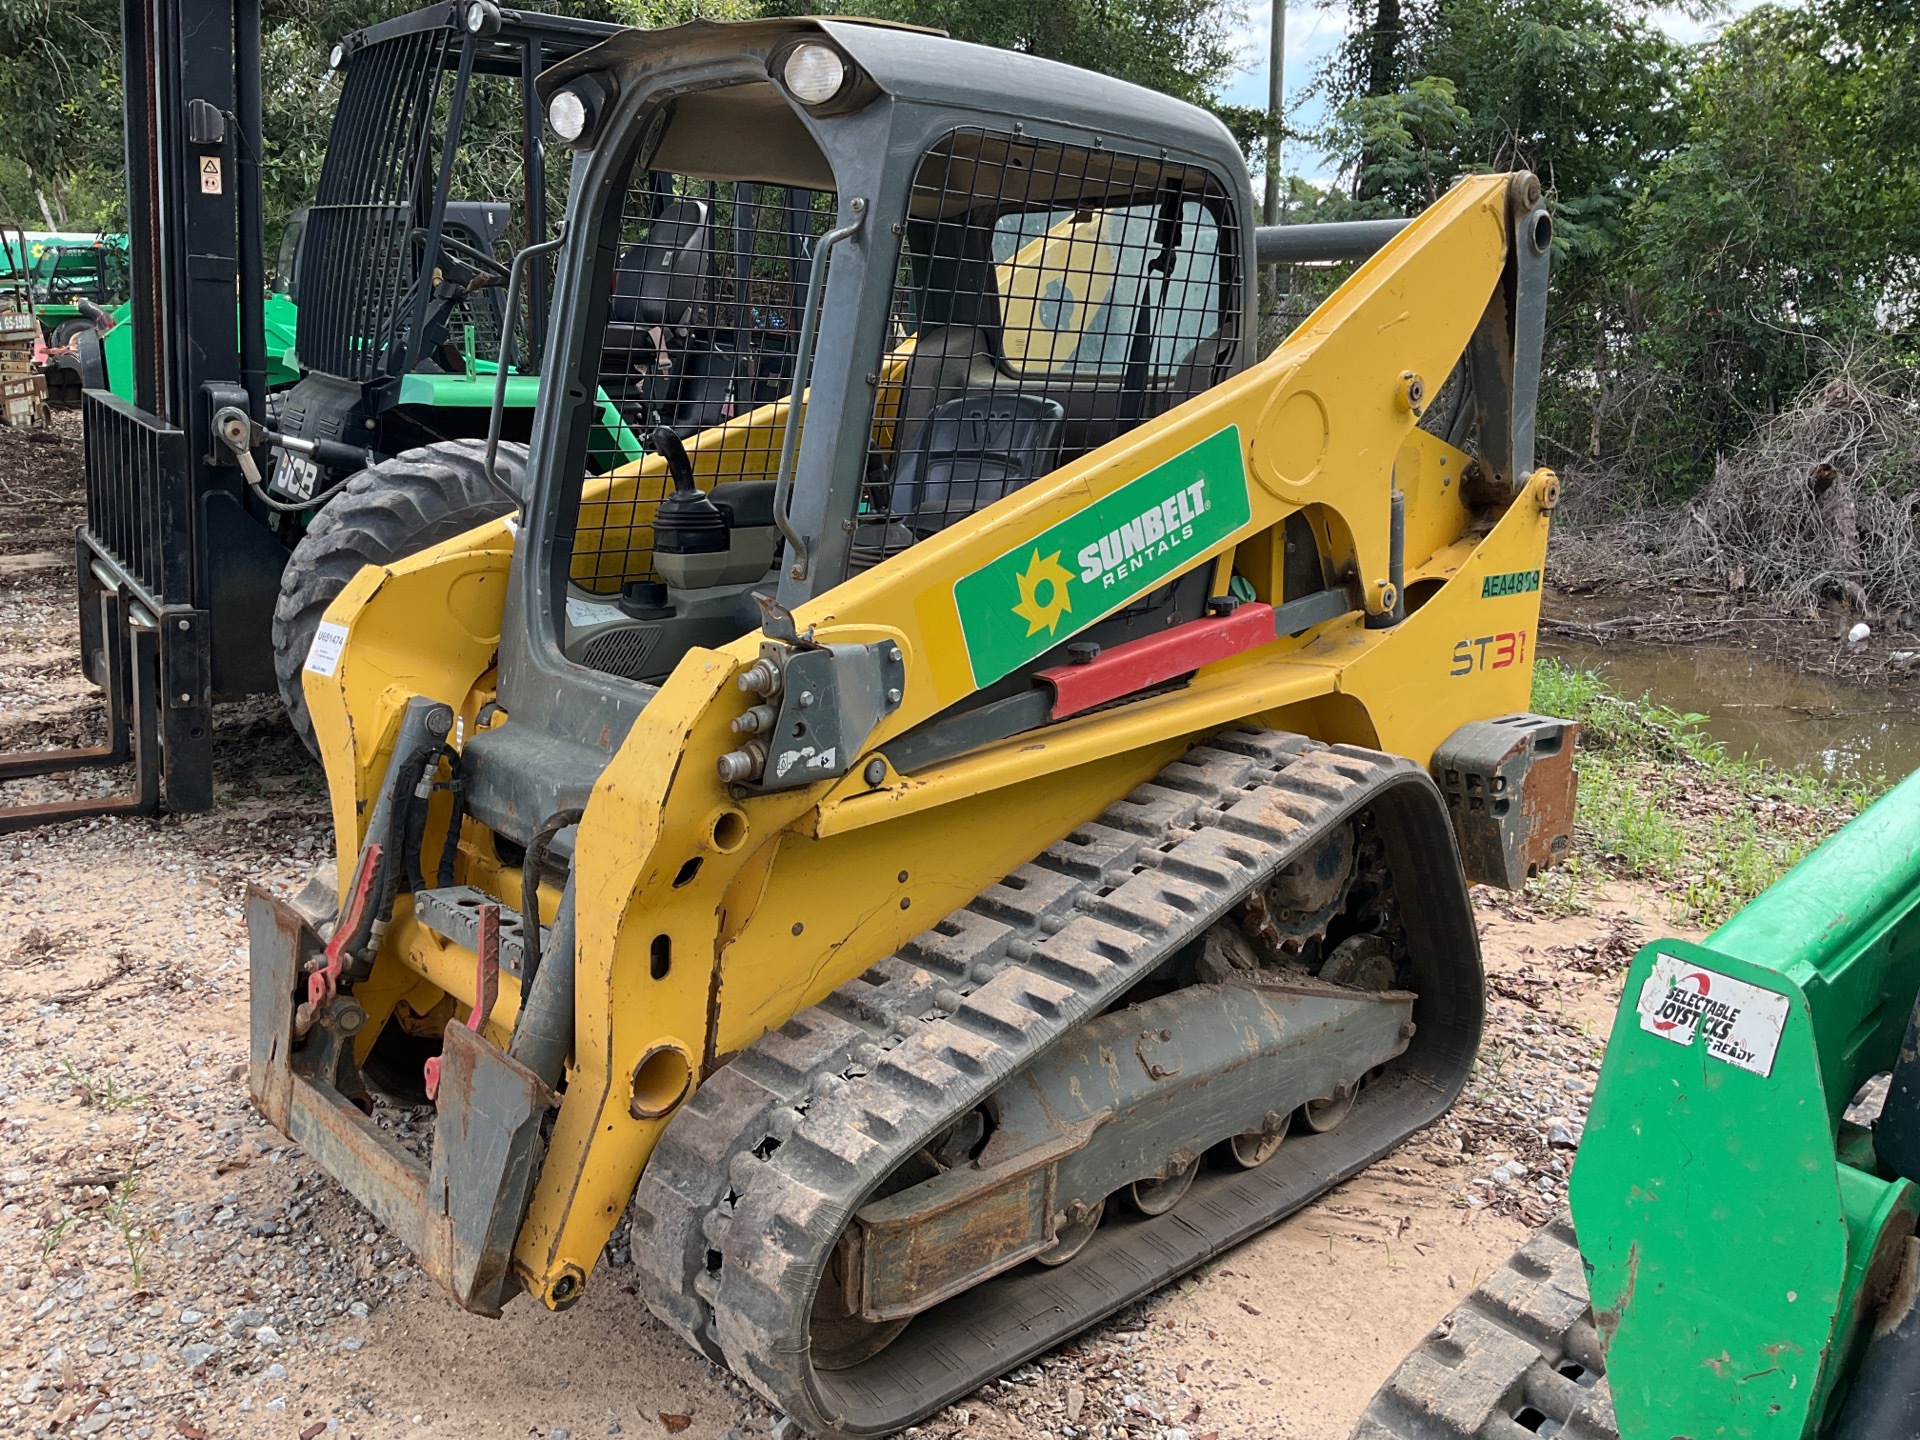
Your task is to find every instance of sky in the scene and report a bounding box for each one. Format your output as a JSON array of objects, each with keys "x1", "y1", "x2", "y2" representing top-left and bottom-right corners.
[{"x1": 1221, "y1": 1, "x2": 1770, "y2": 182}]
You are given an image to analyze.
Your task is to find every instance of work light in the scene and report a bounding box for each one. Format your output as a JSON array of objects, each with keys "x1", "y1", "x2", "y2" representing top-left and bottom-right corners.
[
  {"x1": 548, "y1": 88, "x2": 590, "y2": 144},
  {"x1": 783, "y1": 43, "x2": 847, "y2": 105}
]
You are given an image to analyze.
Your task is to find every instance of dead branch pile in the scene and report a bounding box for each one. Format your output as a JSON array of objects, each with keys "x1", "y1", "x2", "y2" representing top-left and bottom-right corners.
[{"x1": 1553, "y1": 359, "x2": 1920, "y2": 616}]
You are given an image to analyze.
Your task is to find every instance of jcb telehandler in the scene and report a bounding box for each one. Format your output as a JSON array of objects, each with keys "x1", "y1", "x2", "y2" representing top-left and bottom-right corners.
[{"x1": 249, "y1": 17, "x2": 1574, "y2": 1436}]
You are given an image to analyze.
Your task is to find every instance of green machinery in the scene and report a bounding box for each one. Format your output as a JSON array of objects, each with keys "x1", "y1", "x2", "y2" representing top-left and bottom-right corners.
[
  {"x1": 1354, "y1": 766, "x2": 1920, "y2": 1439},
  {"x1": 29, "y1": 235, "x2": 131, "y2": 340},
  {"x1": 45, "y1": 277, "x2": 299, "y2": 408},
  {"x1": 0, "y1": 0, "x2": 626, "y2": 829}
]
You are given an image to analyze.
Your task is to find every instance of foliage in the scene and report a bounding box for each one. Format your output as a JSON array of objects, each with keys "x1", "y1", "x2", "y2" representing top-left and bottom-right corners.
[
  {"x1": 1365, "y1": 0, "x2": 1692, "y2": 258},
  {"x1": 1321, "y1": 75, "x2": 1471, "y2": 213},
  {"x1": 1312, "y1": 0, "x2": 1920, "y2": 502},
  {"x1": 1622, "y1": 4, "x2": 1920, "y2": 476},
  {"x1": 0, "y1": 0, "x2": 123, "y2": 228},
  {"x1": 1530, "y1": 658, "x2": 1880, "y2": 924}
]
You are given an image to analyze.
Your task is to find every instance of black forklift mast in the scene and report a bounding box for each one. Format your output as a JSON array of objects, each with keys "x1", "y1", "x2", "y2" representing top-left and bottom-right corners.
[
  {"x1": 0, "y1": 0, "x2": 618, "y2": 833},
  {"x1": 0, "y1": 0, "x2": 271, "y2": 832}
]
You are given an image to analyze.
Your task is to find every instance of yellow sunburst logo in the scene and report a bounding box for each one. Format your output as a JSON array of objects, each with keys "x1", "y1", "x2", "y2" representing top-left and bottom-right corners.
[{"x1": 1011, "y1": 549, "x2": 1074, "y2": 637}]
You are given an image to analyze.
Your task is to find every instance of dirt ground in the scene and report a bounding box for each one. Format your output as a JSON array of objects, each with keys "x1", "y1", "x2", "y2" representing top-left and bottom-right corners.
[{"x1": 2, "y1": 417, "x2": 1686, "y2": 1440}]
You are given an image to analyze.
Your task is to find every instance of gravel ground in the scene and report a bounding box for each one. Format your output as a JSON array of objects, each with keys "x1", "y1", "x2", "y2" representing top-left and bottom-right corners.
[{"x1": 1, "y1": 418, "x2": 1675, "y2": 1440}]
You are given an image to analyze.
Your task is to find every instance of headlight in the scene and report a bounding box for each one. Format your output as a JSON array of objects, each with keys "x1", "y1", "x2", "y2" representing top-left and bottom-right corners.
[
  {"x1": 328, "y1": 43, "x2": 344, "y2": 70},
  {"x1": 782, "y1": 43, "x2": 847, "y2": 105},
  {"x1": 465, "y1": 0, "x2": 501, "y2": 36},
  {"x1": 548, "y1": 88, "x2": 590, "y2": 144}
]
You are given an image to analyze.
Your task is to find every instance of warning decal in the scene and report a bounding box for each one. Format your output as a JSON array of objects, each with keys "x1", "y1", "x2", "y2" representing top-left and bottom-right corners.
[
  {"x1": 200, "y1": 156, "x2": 223, "y2": 195},
  {"x1": 1635, "y1": 953, "x2": 1790, "y2": 1077}
]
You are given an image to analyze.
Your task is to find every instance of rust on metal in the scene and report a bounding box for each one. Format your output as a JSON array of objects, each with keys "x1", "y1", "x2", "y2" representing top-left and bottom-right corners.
[
  {"x1": 473, "y1": 902, "x2": 501, "y2": 1031},
  {"x1": 1432, "y1": 713, "x2": 1579, "y2": 890},
  {"x1": 246, "y1": 885, "x2": 554, "y2": 1318},
  {"x1": 853, "y1": 1124, "x2": 1094, "y2": 1323}
]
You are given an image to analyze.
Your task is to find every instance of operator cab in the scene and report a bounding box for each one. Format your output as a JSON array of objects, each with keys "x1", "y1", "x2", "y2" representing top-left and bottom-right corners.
[
  {"x1": 266, "y1": 7, "x2": 626, "y2": 512},
  {"x1": 494, "y1": 17, "x2": 1252, "y2": 788},
  {"x1": 31, "y1": 241, "x2": 131, "y2": 309}
]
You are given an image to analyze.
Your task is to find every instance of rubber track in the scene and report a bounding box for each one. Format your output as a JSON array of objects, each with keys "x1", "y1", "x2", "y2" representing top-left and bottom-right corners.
[
  {"x1": 1350, "y1": 1216, "x2": 1619, "y2": 1440},
  {"x1": 633, "y1": 729, "x2": 1482, "y2": 1436}
]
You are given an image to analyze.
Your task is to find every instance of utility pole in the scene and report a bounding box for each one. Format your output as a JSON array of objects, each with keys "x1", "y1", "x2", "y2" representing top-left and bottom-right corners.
[
  {"x1": 1260, "y1": 0, "x2": 1286, "y2": 329},
  {"x1": 1263, "y1": 0, "x2": 1285, "y2": 227}
]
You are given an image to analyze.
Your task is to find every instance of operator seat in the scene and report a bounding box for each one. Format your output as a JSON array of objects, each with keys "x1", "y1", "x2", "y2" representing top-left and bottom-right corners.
[
  {"x1": 892, "y1": 393, "x2": 1065, "y2": 532},
  {"x1": 608, "y1": 198, "x2": 714, "y2": 432},
  {"x1": 610, "y1": 197, "x2": 711, "y2": 329},
  {"x1": 853, "y1": 325, "x2": 1064, "y2": 565}
]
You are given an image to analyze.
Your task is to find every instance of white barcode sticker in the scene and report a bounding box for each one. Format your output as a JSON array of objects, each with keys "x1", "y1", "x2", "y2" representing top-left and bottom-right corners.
[{"x1": 305, "y1": 620, "x2": 349, "y2": 677}]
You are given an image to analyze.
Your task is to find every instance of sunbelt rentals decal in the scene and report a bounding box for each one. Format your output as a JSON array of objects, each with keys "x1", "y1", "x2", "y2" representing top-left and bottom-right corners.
[
  {"x1": 952, "y1": 426, "x2": 1253, "y2": 688},
  {"x1": 1635, "y1": 952, "x2": 1790, "y2": 1077}
]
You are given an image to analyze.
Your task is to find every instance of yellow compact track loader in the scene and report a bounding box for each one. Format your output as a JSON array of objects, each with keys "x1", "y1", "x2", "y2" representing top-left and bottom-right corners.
[{"x1": 249, "y1": 16, "x2": 1574, "y2": 1435}]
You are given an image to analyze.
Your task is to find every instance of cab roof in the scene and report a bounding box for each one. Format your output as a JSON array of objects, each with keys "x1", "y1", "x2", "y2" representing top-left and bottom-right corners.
[{"x1": 538, "y1": 16, "x2": 1246, "y2": 185}]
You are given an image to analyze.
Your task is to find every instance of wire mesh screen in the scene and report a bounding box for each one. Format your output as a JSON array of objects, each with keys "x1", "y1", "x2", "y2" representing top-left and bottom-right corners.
[
  {"x1": 569, "y1": 179, "x2": 834, "y2": 594},
  {"x1": 562, "y1": 129, "x2": 1236, "y2": 601},
  {"x1": 853, "y1": 129, "x2": 1236, "y2": 568},
  {"x1": 1258, "y1": 262, "x2": 1350, "y2": 357},
  {"x1": 296, "y1": 27, "x2": 453, "y2": 383}
]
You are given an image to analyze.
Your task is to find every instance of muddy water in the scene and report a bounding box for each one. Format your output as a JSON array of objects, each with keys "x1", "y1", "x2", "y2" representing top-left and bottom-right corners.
[{"x1": 1542, "y1": 636, "x2": 1920, "y2": 783}]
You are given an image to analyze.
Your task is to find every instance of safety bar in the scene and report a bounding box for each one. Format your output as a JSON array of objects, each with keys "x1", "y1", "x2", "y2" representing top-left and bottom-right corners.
[
  {"x1": 484, "y1": 223, "x2": 570, "y2": 507},
  {"x1": 773, "y1": 198, "x2": 867, "y2": 581}
]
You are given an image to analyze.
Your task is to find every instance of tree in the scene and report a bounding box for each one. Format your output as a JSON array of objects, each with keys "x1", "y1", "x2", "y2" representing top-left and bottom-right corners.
[
  {"x1": 1319, "y1": 0, "x2": 1693, "y2": 258},
  {"x1": 0, "y1": 0, "x2": 124, "y2": 228},
  {"x1": 1322, "y1": 75, "x2": 1470, "y2": 214},
  {"x1": 1627, "y1": 2, "x2": 1920, "y2": 471},
  {"x1": 1313, "y1": 0, "x2": 1700, "y2": 486}
]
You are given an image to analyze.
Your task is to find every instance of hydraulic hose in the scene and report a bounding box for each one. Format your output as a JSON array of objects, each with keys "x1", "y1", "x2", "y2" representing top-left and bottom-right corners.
[
  {"x1": 510, "y1": 874, "x2": 576, "y2": 1089},
  {"x1": 330, "y1": 698, "x2": 452, "y2": 970},
  {"x1": 436, "y1": 747, "x2": 468, "y2": 890},
  {"x1": 385, "y1": 741, "x2": 444, "y2": 910},
  {"x1": 519, "y1": 807, "x2": 584, "y2": 994},
  {"x1": 401, "y1": 743, "x2": 467, "y2": 896}
]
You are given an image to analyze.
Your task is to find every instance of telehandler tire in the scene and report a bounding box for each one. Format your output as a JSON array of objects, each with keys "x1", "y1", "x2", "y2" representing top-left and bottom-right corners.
[{"x1": 273, "y1": 439, "x2": 525, "y2": 757}]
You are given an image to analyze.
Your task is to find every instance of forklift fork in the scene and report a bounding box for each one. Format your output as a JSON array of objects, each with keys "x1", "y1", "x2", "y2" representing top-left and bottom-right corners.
[{"x1": 0, "y1": 559, "x2": 164, "y2": 834}]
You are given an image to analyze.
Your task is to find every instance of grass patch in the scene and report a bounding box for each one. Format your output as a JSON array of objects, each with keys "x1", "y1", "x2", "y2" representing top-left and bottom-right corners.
[
  {"x1": 60, "y1": 1058, "x2": 149, "y2": 1111},
  {"x1": 1530, "y1": 658, "x2": 1886, "y2": 927}
]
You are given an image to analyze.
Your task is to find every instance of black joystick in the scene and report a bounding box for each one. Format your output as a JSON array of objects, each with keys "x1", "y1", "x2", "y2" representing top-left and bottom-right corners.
[{"x1": 647, "y1": 427, "x2": 728, "y2": 559}]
